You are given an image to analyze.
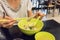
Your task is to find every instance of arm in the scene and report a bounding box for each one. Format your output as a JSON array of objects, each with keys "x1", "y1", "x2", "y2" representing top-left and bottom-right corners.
[
  {"x1": 27, "y1": 0, "x2": 33, "y2": 17},
  {"x1": 27, "y1": 10, "x2": 45, "y2": 19},
  {"x1": 27, "y1": 10, "x2": 33, "y2": 17},
  {"x1": 27, "y1": 0, "x2": 45, "y2": 19},
  {"x1": 1, "y1": 16, "x2": 16, "y2": 28},
  {"x1": 0, "y1": 2, "x2": 15, "y2": 28}
]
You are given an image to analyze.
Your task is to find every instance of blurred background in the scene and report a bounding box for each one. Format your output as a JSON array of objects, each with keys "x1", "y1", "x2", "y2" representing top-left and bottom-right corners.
[{"x1": 31, "y1": 0, "x2": 60, "y2": 21}]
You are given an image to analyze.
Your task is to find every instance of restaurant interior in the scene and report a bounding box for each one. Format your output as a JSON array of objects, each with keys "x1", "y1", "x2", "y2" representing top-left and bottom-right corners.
[
  {"x1": 31, "y1": 0, "x2": 60, "y2": 22},
  {"x1": 0, "y1": 0, "x2": 60, "y2": 40}
]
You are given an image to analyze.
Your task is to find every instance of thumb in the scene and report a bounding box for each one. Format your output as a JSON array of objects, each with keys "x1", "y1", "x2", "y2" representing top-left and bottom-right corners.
[{"x1": 5, "y1": 16, "x2": 13, "y2": 20}]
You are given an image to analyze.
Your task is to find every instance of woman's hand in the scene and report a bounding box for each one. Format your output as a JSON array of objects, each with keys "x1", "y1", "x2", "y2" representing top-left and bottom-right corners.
[
  {"x1": 27, "y1": 10, "x2": 45, "y2": 20},
  {"x1": 0, "y1": 16, "x2": 16, "y2": 28},
  {"x1": 34, "y1": 11, "x2": 45, "y2": 20}
]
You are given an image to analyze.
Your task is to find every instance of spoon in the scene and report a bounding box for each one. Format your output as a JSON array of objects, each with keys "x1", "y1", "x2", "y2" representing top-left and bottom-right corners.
[
  {"x1": 32, "y1": 16, "x2": 41, "y2": 27},
  {"x1": 27, "y1": 15, "x2": 36, "y2": 21},
  {"x1": 28, "y1": 16, "x2": 41, "y2": 30}
]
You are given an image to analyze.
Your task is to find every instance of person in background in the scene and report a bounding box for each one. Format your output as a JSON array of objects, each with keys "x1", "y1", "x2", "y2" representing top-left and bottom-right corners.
[
  {"x1": 0, "y1": 0, "x2": 45, "y2": 40},
  {"x1": 56, "y1": 0, "x2": 60, "y2": 15}
]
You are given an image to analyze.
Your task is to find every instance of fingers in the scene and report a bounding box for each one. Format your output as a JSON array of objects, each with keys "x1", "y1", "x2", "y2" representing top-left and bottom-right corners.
[
  {"x1": 34, "y1": 12, "x2": 45, "y2": 19},
  {"x1": 0, "y1": 16, "x2": 2, "y2": 18},
  {"x1": 39, "y1": 13, "x2": 45, "y2": 17},
  {"x1": 1, "y1": 16, "x2": 15, "y2": 24},
  {"x1": 1, "y1": 19, "x2": 13, "y2": 24},
  {"x1": 0, "y1": 23, "x2": 2, "y2": 27},
  {"x1": 36, "y1": 12, "x2": 45, "y2": 16},
  {"x1": 0, "y1": 16, "x2": 16, "y2": 28},
  {"x1": 5, "y1": 16, "x2": 14, "y2": 20},
  {"x1": 2, "y1": 21, "x2": 16, "y2": 28},
  {"x1": 36, "y1": 11, "x2": 45, "y2": 16}
]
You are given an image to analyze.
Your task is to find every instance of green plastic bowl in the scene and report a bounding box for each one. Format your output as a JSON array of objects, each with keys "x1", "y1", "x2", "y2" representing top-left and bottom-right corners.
[
  {"x1": 18, "y1": 18, "x2": 44, "y2": 35},
  {"x1": 35, "y1": 32, "x2": 55, "y2": 40}
]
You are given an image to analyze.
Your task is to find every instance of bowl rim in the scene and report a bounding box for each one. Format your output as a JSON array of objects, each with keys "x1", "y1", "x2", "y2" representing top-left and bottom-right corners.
[
  {"x1": 18, "y1": 19, "x2": 44, "y2": 31},
  {"x1": 35, "y1": 31, "x2": 55, "y2": 40}
]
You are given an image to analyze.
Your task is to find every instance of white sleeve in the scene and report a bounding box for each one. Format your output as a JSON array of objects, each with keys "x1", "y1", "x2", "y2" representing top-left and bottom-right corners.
[
  {"x1": 27, "y1": 0, "x2": 32, "y2": 10},
  {"x1": 0, "y1": 3, "x2": 4, "y2": 17}
]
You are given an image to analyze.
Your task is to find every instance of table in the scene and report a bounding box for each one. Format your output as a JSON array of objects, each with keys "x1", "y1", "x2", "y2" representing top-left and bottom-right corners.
[{"x1": 1, "y1": 19, "x2": 60, "y2": 40}]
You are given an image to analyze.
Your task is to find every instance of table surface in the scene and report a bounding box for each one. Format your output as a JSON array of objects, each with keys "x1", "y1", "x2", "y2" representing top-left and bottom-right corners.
[{"x1": 1, "y1": 19, "x2": 60, "y2": 40}]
